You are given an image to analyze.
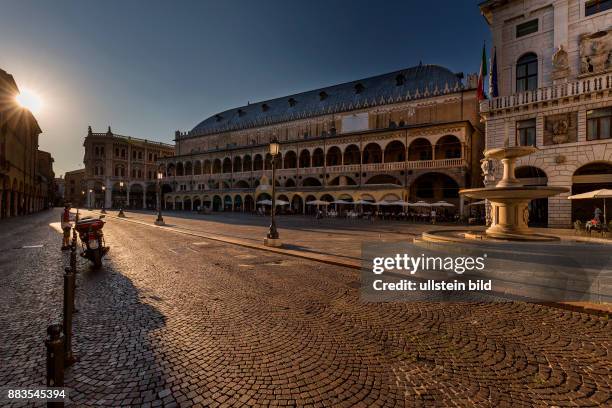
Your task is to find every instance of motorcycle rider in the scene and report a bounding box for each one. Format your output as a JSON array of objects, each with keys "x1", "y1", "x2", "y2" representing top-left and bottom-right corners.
[{"x1": 61, "y1": 203, "x2": 74, "y2": 250}]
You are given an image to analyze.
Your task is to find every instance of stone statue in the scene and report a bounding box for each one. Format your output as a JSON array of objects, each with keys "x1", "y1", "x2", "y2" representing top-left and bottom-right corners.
[
  {"x1": 552, "y1": 44, "x2": 569, "y2": 81},
  {"x1": 481, "y1": 158, "x2": 495, "y2": 183},
  {"x1": 552, "y1": 44, "x2": 568, "y2": 70}
]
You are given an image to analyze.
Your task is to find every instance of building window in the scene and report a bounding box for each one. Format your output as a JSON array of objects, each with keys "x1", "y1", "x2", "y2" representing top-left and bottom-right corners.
[
  {"x1": 516, "y1": 119, "x2": 537, "y2": 146},
  {"x1": 395, "y1": 74, "x2": 405, "y2": 86},
  {"x1": 585, "y1": 0, "x2": 612, "y2": 16},
  {"x1": 587, "y1": 107, "x2": 612, "y2": 140},
  {"x1": 516, "y1": 53, "x2": 538, "y2": 92},
  {"x1": 516, "y1": 19, "x2": 538, "y2": 38}
]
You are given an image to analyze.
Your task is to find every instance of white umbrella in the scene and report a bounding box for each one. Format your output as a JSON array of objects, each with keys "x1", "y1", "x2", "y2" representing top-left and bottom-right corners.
[
  {"x1": 410, "y1": 201, "x2": 432, "y2": 207},
  {"x1": 257, "y1": 199, "x2": 272, "y2": 205},
  {"x1": 432, "y1": 201, "x2": 455, "y2": 207},
  {"x1": 467, "y1": 200, "x2": 486, "y2": 206},
  {"x1": 275, "y1": 199, "x2": 290, "y2": 206},
  {"x1": 568, "y1": 189, "x2": 612, "y2": 224},
  {"x1": 306, "y1": 199, "x2": 331, "y2": 205},
  {"x1": 332, "y1": 199, "x2": 353, "y2": 204},
  {"x1": 354, "y1": 199, "x2": 375, "y2": 205},
  {"x1": 376, "y1": 199, "x2": 407, "y2": 206}
]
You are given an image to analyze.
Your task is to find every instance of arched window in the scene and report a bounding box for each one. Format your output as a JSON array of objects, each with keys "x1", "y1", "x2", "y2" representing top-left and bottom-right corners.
[{"x1": 516, "y1": 53, "x2": 538, "y2": 92}]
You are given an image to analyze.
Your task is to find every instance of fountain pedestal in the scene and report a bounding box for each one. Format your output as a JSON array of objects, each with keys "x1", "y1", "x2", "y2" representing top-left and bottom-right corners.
[{"x1": 460, "y1": 146, "x2": 568, "y2": 241}]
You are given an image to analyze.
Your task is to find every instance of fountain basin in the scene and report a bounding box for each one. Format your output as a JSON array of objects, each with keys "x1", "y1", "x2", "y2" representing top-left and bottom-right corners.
[{"x1": 460, "y1": 186, "x2": 568, "y2": 240}]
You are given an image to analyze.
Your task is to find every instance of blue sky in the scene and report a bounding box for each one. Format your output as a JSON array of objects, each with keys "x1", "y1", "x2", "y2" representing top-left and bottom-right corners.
[{"x1": 0, "y1": 1, "x2": 490, "y2": 176}]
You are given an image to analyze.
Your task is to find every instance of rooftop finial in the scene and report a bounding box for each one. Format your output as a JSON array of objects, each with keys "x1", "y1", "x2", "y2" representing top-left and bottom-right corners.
[
  {"x1": 87, "y1": 125, "x2": 92, "y2": 136},
  {"x1": 106, "y1": 126, "x2": 112, "y2": 136}
]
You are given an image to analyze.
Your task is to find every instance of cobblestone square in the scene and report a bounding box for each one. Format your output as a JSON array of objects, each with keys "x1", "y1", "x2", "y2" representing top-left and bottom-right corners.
[{"x1": 0, "y1": 209, "x2": 610, "y2": 407}]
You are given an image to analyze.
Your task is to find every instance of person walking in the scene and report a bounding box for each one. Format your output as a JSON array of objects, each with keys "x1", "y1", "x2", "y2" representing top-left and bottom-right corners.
[
  {"x1": 61, "y1": 203, "x2": 74, "y2": 250},
  {"x1": 430, "y1": 208, "x2": 437, "y2": 225}
]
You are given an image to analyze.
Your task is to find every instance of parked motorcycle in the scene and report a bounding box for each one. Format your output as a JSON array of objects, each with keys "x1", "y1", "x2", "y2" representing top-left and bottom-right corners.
[{"x1": 75, "y1": 215, "x2": 109, "y2": 268}]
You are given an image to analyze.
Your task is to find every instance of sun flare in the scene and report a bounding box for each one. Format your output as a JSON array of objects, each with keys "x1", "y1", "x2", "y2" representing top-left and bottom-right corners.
[{"x1": 15, "y1": 88, "x2": 42, "y2": 114}]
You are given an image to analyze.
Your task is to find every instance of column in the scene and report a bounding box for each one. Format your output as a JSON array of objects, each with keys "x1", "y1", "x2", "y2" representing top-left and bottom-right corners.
[
  {"x1": 143, "y1": 190, "x2": 147, "y2": 210},
  {"x1": 104, "y1": 181, "x2": 112, "y2": 209}
]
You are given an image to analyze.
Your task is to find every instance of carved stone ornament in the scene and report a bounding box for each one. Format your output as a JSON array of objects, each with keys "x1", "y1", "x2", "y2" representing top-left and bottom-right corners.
[
  {"x1": 579, "y1": 29, "x2": 612, "y2": 75},
  {"x1": 481, "y1": 158, "x2": 495, "y2": 182},
  {"x1": 555, "y1": 154, "x2": 566, "y2": 164},
  {"x1": 544, "y1": 113, "x2": 577, "y2": 145},
  {"x1": 552, "y1": 44, "x2": 569, "y2": 80}
]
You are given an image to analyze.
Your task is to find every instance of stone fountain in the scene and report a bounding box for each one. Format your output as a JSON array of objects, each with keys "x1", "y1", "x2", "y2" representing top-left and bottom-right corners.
[{"x1": 459, "y1": 146, "x2": 568, "y2": 241}]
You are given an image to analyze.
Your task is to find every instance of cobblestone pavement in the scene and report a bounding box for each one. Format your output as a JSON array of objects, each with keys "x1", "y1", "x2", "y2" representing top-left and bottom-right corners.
[
  {"x1": 0, "y1": 209, "x2": 610, "y2": 407},
  {"x1": 101, "y1": 210, "x2": 452, "y2": 261}
]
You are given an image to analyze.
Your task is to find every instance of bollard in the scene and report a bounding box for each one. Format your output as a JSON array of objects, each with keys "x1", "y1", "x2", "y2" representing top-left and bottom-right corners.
[
  {"x1": 46, "y1": 324, "x2": 65, "y2": 387},
  {"x1": 63, "y1": 267, "x2": 76, "y2": 367}
]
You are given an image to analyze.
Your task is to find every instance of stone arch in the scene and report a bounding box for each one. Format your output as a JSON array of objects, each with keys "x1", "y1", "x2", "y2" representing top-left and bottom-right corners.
[
  {"x1": 233, "y1": 156, "x2": 242, "y2": 172},
  {"x1": 253, "y1": 154, "x2": 263, "y2": 171},
  {"x1": 203, "y1": 160, "x2": 212, "y2": 174},
  {"x1": 384, "y1": 141, "x2": 406, "y2": 162},
  {"x1": 243, "y1": 155, "x2": 252, "y2": 172},
  {"x1": 435, "y1": 135, "x2": 462, "y2": 160},
  {"x1": 408, "y1": 138, "x2": 433, "y2": 161},
  {"x1": 328, "y1": 175, "x2": 357, "y2": 186},
  {"x1": 194, "y1": 160, "x2": 202, "y2": 175},
  {"x1": 244, "y1": 194, "x2": 254, "y2": 212},
  {"x1": 176, "y1": 162, "x2": 184, "y2": 176},
  {"x1": 235, "y1": 180, "x2": 250, "y2": 188},
  {"x1": 212, "y1": 195, "x2": 222, "y2": 211},
  {"x1": 571, "y1": 161, "x2": 612, "y2": 222},
  {"x1": 185, "y1": 161, "x2": 193, "y2": 175},
  {"x1": 223, "y1": 158, "x2": 232, "y2": 173},
  {"x1": 129, "y1": 183, "x2": 145, "y2": 209},
  {"x1": 326, "y1": 146, "x2": 342, "y2": 166},
  {"x1": 362, "y1": 143, "x2": 382, "y2": 164},
  {"x1": 233, "y1": 195, "x2": 243, "y2": 211},
  {"x1": 212, "y1": 159, "x2": 222, "y2": 174},
  {"x1": 184, "y1": 196, "x2": 192, "y2": 211},
  {"x1": 409, "y1": 172, "x2": 460, "y2": 203},
  {"x1": 224, "y1": 194, "x2": 233, "y2": 210},
  {"x1": 166, "y1": 163, "x2": 175, "y2": 177},
  {"x1": 343, "y1": 144, "x2": 360, "y2": 165},
  {"x1": 302, "y1": 177, "x2": 322, "y2": 187},
  {"x1": 284, "y1": 151, "x2": 297, "y2": 168},
  {"x1": 312, "y1": 148, "x2": 324, "y2": 167},
  {"x1": 291, "y1": 194, "x2": 303, "y2": 213},
  {"x1": 299, "y1": 150, "x2": 311, "y2": 168},
  {"x1": 193, "y1": 196, "x2": 202, "y2": 211},
  {"x1": 365, "y1": 174, "x2": 402, "y2": 185},
  {"x1": 285, "y1": 178, "x2": 296, "y2": 188}
]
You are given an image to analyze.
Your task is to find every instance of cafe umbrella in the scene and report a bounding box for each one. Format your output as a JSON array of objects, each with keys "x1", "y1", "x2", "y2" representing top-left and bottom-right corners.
[{"x1": 568, "y1": 189, "x2": 612, "y2": 224}]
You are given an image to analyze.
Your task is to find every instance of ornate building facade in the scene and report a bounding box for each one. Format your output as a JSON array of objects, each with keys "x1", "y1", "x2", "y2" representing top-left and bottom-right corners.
[
  {"x1": 81, "y1": 127, "x2": 174, "y2": 209},
  {"x1": 480, "y1": 0, "x2": 612, "y2": 227},
  {"x1": 158, "y1": 64, "x2": 484, "y2": 214},
  {"x1": 0, "y1": 68, "x2": 51, "y2": 218}
]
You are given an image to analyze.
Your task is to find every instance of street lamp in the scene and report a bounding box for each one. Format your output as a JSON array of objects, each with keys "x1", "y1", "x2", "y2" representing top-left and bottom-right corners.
[
  {"x1": 264, "y1": 137, "x2": 281, "y2": 247},
  {"x1": 118, "y1": 181, "x2": 125, "y2": 217},
  {"x1": 155, "y1": 171, "x2": 165, "y2": 225},
  {"x1": 88, "y1": 189, "x2": 93, "y2": 210},
  {"x1": 101, "y1": 185, "x2": 107, "y2": 213}
]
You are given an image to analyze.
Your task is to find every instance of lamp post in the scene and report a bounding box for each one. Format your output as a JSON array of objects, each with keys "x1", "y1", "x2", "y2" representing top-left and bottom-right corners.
[
  {"x1": 155, "y1": 171, "x2": 165, "y2": 225},
  {"x1": 88, "y1": 189, "x2": 93, "y2": 210},
  {"x1": 118, "y1": 181, "x2": 125, "y2": 217},
  {"x1": 101, "y1": 185, "x2": 107, "y2": 214},
  {"x1": 264, "y1": 137, "x2": 281, "y2": 247}
]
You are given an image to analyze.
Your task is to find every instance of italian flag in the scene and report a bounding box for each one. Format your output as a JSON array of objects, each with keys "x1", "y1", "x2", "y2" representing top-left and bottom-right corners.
[{"x1": 477, "y1": 44, "x2": 487, "y2": 101}]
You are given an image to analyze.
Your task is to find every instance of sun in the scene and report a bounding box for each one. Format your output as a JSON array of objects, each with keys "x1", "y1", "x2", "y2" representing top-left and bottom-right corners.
[{"x1": 15, "y1": 88, "x2": 42, "y2": 114}]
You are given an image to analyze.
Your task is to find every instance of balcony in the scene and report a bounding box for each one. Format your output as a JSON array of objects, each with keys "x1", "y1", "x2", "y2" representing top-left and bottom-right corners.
[
  {"x1": 481, "y1": 72, "x2": 612, "y2": 113},
  {"x1": 167, "y1": 158, "x2": 466, "y2": 182}
]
